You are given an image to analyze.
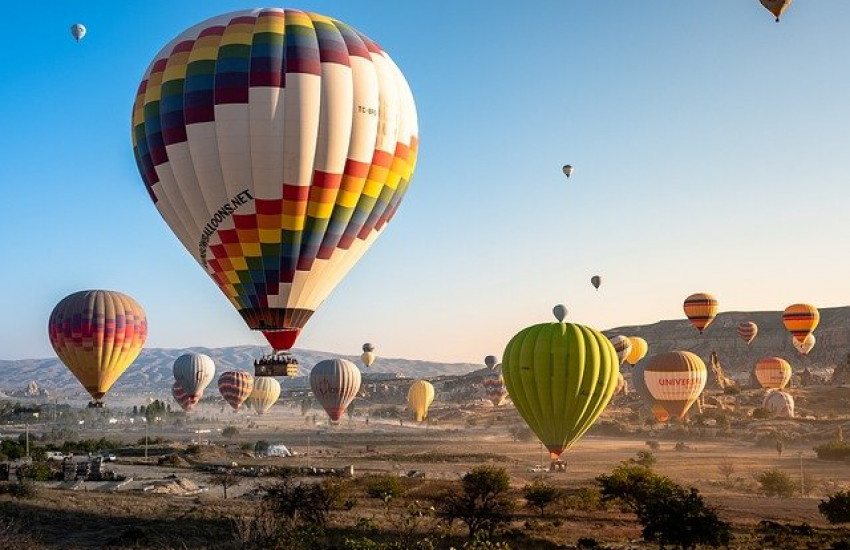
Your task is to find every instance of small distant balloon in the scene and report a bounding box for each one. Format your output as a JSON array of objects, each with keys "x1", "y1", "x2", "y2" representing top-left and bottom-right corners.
[
  {"x1": 591, "y1": 275, "x2": 601, "y2": 290},
  {"x1": 759, "y1": 0, "x2": 793, "y2": 22},
  {"x1": 562, "y1": 165, "x2": 574, "y2": 178},
  {"x1": 737, "y1": 321, "x2": 758, "y2": 345},
  {"x1": 553, "y1": 304, "x2": 568, "y2": 322},
  {"x1": 793, "y1": 333, "x2": 816, "y2": 356},
  {"x1": 70, "y1": 23, "x2": 86, "y2": 42},
  {"x1": 362, "y1": 343, "x2": 375, "y2": 353},
  {"x1": 484, "y1": 355, "x2": 498, "y2": 370}
]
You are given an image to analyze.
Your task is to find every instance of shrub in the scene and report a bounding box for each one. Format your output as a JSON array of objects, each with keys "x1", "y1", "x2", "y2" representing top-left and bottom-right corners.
[
  {"x1": 756, "y1": 469, "x2": 796, "y2": 498},
  {"x1": 752, "y1": 407, "x2": 772, "y2": 419},
  {"x1": 265, "y1": 477, "x2": 350, "y2": 527},
  {"x1": 0, "y1": 480, "x2": 36, "y2": 499},
  {"x1": 563, "y1": 487, "x2": 602, "y2": 511},
  {"x1": 522, "y1": 481, "x2": 563, "y2": 517},
  {"x1": 717, "y1": 457, "x2": 736, "y2": 482},
  {"x1": 645, "y1": 440, "x2": 660, "y2": 451},
  {"x1": 674, "y1": 441, "x2": 690, "y2": 452},
  {"x1": 439, "y1": 466, "x2": 514, "y2": 537},
  {"x1": 185, "y1": 444, "x2": 201, "y2": 456},
  {"x1": 222, "y1": 426, "x2": 240, "y2": 438},
  {"x1": 364, "y1": 475, "x2": 405, "y2": 501},
  {"x1": 596, "y1": 463, "x2": 675, "y2": 513},
  {"x1": 820, "y1": 491, "x2": 850, "y2": 524},
  {"x1": 240, "y1": 442, "x2": 253, "y2": 451},
  {"x1": 576, "y1": 538, "x2": 599, "y2": 549},
  {"x1": 15, "y1": 462, "x2": 54, "y2": 482},
  {"x1": 254, "y1": 440, "x2": 270, "y2": 455},
  {"x1": 814, "y1": 440, "x2": 850, "y2": 461},
  {"x1": 637, "y1": 485, "x2": 730, "y2": 550},
  {"x1": 630, "y1": 450, "x2": 656, "y2": 467}
]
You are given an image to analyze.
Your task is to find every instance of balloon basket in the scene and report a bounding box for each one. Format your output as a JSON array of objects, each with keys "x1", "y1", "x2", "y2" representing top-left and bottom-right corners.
[
  {"x1": 254, "y1": 352, "x2": 299, "y2": 377},
  {"x1": 87, "y1": 401, "x2": 104, "y2": 409}
]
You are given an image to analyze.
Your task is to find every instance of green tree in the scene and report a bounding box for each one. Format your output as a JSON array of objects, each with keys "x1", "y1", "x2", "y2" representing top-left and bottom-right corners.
[
  {"x1": 439, "y1": 466, "x2": 514, "y2": 537},
  {"x1": 209, "y1": 470, "x2": 241, "y2": 499},
  {"x1": 596, "y1": 463, "x2": 676, "y2": 512},
  {"x1": 630, "y1": 450, "x2": 656, "y2": 467},
  {"x1": 637, "y1": 485, "x2": 730, "y2": 550},
  {"x1": 522, "y1": 481, "x2": 562, "y2": 517},
  {"x1": 756, "y1": 469, "x2": 796, "y2": 498},
  {"x1": 820, "y1": 491, "x2": 850, "y2": 524}
]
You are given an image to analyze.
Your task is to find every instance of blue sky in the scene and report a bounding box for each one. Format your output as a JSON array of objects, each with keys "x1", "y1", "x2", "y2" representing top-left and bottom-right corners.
[{"x1": 1, "y1": 1, "x2": 849, "y2": 363}]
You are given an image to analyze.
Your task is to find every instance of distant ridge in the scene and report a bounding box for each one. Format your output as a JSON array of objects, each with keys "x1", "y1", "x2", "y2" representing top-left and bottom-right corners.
[{"x1": 0, "y1": 346, "x2": 480, "y2": 401}]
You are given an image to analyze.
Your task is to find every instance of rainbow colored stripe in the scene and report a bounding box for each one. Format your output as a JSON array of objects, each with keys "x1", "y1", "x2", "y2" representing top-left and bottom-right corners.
[{"x1": 132, "y1": 9, "x2": 418, "y2": 335}]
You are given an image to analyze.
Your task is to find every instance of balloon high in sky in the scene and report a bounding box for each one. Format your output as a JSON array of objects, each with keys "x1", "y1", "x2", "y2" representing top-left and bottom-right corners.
[
  {"x1": 132, "y1": 8, "x2": 418, "y2": 352},
  {"x1": 3, "y1": 2, "x2": 850, "y2": 363}
]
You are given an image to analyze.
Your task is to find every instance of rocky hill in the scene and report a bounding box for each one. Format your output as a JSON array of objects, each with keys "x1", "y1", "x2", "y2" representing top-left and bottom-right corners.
[
  {"x1": 604, "y1": 306, "x2": 849, "y2": 382},
  {"x1": 0, "y1": 346, "x2": 479, "y2": 402}
]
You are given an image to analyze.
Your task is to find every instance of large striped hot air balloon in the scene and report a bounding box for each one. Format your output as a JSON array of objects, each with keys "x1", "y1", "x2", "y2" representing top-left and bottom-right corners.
[
  {"x1": 407, "y1": 380, "x2": 435, "y2": 422},
  {"x1": 247, "y1": 376, "x2": 281, "y2": 414},
  {"x1": 793, "y1": 333, "x2": 816, "y2": 355},
  {"x1": 218, "y1": 371, "x2": 254, "y2": 410},
  {"x1": 763, "y1": 390, "x2": 795, "y2": 418},
  {"x1": 783, "y1": 304, "x2": 819, "y2": 345},
  {"x1": 625, "y1": 337, "x2": 648, "y2": 367},
  {"x1": 502, "y1": 313, "x2": 619, "y2": 460},
  {"x1": 132, "y1": 9, "x2": 418, "y2": 353},
  {"x1": 482, "y1": 367, "x2": 508, "y2": 406},
  {"x1": 760, "y1": 0, "x2": 793, "y2": 22},
  {"x1": 48, "y1": 290, "x2": 148, "y2": 406},
  {"x1": 171, "y1": 381, "x2": 196, "y2": 412},
  {"x1": 643, "y1": 351, "x2": 707, "y2": 419},
  {"x1": 754, "y1": 357, "x2": 792, "y2": 390},
  {"x1": 683, "y1": 293, "x2": 718, "y2": 334},
  {"x1": 173, "y1": 353, "x2": 215, "y2": 403},
  {"x1": 609, "y1": 335, "x2": 633, "y2": 365},
  {"x1": 310, "y1": 358, "x2": 361, "y2": 422},
  {"x1": 737, "y1": 321, "x2": 758, "y2": 345}
]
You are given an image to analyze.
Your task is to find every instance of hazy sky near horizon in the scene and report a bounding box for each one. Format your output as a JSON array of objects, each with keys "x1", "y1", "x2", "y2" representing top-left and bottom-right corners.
[{"x1": 1, "y1": 1, "x2": 849, "y2": 363}]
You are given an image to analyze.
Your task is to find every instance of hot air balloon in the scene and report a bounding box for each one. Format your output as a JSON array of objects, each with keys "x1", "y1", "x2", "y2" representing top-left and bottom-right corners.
[
  {"x1": 502, "y1": 311, "x2": 619, "y2": 460},
  {"x1": 643, "y1": 351, "x2": 707, "y2": 419},
  {"x1": 247, "y1": 376, "x2": 281, "y2": 414},
  {"x1": 172, "y1": 381, "x2": 196, "y2": 412},
  {"x1": 553, "y1": 304, "x2": 568, "y2": 322},
  {"x1": 793, "y1": 333, "x2": 816, "y2": 355},
  {"x1": 591, "y1": 275, "x2": 601, "y2": 290},
  {"x1": 218, "y1": 371, "x2": 254, "y2": 410},
  {"x1": 173, "y1": 353, "x2": 215, "y2": 403},
  {"x1": 763, "y1": 390, "x2": 795, "y2": 418},
  {"x1": 754, "y1": 357, "x2": 792, "y2": 390},
  {"x1": 407, "y1": 380, "x2": 434, "y2": 422},
  {"x1": 625, "y1": 337, "x2": 648, "y2": 367},
  {"x1": 609, "y1": 335, "x2": 633, "y2": 365},
  {"x1": 482, "y1": 366, "x2": 508, "y2": 406},
  {"x1": 310, "y1": 358, "x2": 361, "y2": 422},
  {"x1": 361, "y1": 343, "x2": 376, "y2": 367},
  {"x1": 614, "y1": 372, "x2": 627, "y2": 396},
  {"x1": 484, "y1": 355, "x2": 498, "y2": 370},
  {"x1": 683, "y1": 293, "x2": 718, "y2": 334},
  {"x1": 760, "y1": 0, "x2": 793, "y2": 22},
  {"x1": 562, "y1": 165, "x2": 574, "y2": 178},
  {"x1": 362, "y1": 343, "x2": 375, "y2": 353},
  {"x1": 70, "y1": 23, "x2": 86, "y2": 42},
  {"x1": 132, "y1": 10, "x2": 419, "y2": 356},
  {"x1": 783, "y1": 304, "x2": 819, "y2": 345},
  {"x1": 48, "y1": 290, "x2": 148, "y2": 407},
  {"x1": 737, "y1": 321, "x2": 758, "y2": 345}
]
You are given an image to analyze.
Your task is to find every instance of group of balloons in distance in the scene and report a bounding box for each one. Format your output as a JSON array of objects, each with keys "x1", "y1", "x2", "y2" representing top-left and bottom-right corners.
[{"x1": 493, "y1": 293, "x2": 817, "y2": 461}]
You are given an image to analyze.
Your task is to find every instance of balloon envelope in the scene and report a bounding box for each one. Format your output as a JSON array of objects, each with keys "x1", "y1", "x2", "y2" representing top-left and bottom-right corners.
[
  {"x1": 48, "y1": 290, "x2": 147, "y2": 402},
  {"x1": 132, "y1": 9, "x2": 419, "y2": 351},
  {"x1": 362, "y1": 343, "x2": 375, "y2": 353},
  {"x1": 754, "y1": 357, "x2": 792, "y2": 390},
  {"x1": 310, "y1": 358, "x2": 361, "y2": 421},
  {"x1": 173, "y1": 353, "x2": 215, "y2": 402},
  {"x1": 502, "y1": 321, "x2": 619, "y2": 459},
  {"x1": 552, "y1": 304, "x2": 568, "y2": 322},
  {"x1": 760, "y1": 0, "x2": 793, "y2": 21},
  {"x1": 737, "y1": 321, "x2": 758, "y2": 345},
  {"x1": 70, "y1": 23, "x2": 86, "y2": 41},
  {"x1": 482, "y1": 367, "x2": 508, "y2": 406},
  {"x1": 218, "y1": 371, "x2": 254, "y2": 410},
  {"x1": 783, "y1": 304, "x2": 819, "y2": 344},
  {"x1": 247, "y1": 376, "x2": 281, "y2": 414},
  {"x1": 683, "y1": 293, "x2": 718, "y2": 334},
  {"x1": 625, "y1": 337, "x2": 648, "y2": 367},
  {"x1": 609, "y1": 335, "x2": 633, "y2": 365},
  {"x1": 793, "y1": 333, "x2": 816, "y2": 355},
  {"x1": 360, "y1": 351, "x2": 376, "y2": 367},
  {"x1": 172, "y1": 381, "x2": 196, "y2": 412},
  {"x1": 407, "y1": 380, "x2": 435, "y2": 422},
  {"x1": 562, "y1": 165, "x2": 573, "y2": 178},
  {"x1": 484, "y1": 355, "x2": 498, "y2": 370},
  {"x1": 643, "y1": 351, "x2": 707, "y2": 419},
  {"x1": 591, "y1": 275, "x2": 601, "y2": 290}
]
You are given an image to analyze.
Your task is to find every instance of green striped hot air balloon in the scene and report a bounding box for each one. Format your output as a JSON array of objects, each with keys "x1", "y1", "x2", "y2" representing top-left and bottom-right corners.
[{"x1": 502, "y1": 309, "x2": 619, "y2": 460}]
